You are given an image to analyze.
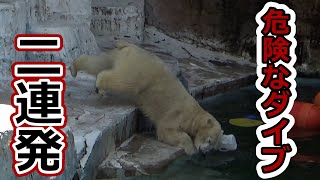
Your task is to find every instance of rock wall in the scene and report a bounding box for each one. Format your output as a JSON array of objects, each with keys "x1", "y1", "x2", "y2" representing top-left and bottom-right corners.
[
  {"x1": 0, "y1": 0, "x2": 28, "y2": 78},
  {"x1": 91, "y1": 0, "x2": 145, "y2": 43},
  {"x1": 145, "y1": 0, "x2": 320, "y2": 74},
  {"x1": 145, "y1": 0, "x2": 261, "y2": 59},
  {"x1": 45, "y1": 0, "x2": 92, "y2": 26},
  {"x1": 0, "y1": 0, "x2": 98, "y2": 178},
  {"x1": 291, "y1": 0, "x2": 320, "y2": 76},
  {"x1": 26, "y1": 0, "x2": 92, "y2": 29},
  {"x1": 0, "y1": 127, "x2": 77, "y2": 180},
  {"x1": 0, "y1": 0, "x2": 99, "y2": 79}
]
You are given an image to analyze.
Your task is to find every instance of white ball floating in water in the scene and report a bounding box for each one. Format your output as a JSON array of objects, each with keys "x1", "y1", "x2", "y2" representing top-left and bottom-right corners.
[{"x1": 218, "y1": 134, "x2": 237, "y2": 152}]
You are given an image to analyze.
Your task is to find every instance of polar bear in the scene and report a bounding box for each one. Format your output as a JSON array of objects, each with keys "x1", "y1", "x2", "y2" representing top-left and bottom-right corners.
[
  {"x1": 72, "y1": 41, "x2": 223, "y2": 155},
  {"x1": 70, "y1": 48, "x2": 189, "y2": 91}
]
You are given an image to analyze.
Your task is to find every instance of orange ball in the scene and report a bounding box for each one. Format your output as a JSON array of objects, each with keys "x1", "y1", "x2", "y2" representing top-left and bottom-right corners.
[
  {"x1": 290, "y1": 101, "x2": 320, "y2": 130},
  {"x1": 314, "y1": 92, "x2": 320, "y2": 106}
]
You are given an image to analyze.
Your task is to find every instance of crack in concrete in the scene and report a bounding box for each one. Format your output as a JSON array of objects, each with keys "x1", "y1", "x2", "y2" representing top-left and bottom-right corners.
[{"x1": 79, "y1": 138, "x2": 88, "y2": 168}]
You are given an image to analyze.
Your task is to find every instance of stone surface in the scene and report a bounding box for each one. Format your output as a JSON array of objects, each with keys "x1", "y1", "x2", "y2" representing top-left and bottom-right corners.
[
  {"x1": 142, "y1": 27, "x2": 256, "y2": 100},
  {"x1": 95, "y1": 134, "x2": 185, "y2": 179},
  {"x1": 45, "y1": 0, "x2": 92, "y2": 26},
  {"x1": 26, "y1": 22, "x2": 99, "y2": 65},
  {"x1": 145, "y1": 0, "x2": 320, "y2": 76},
  {"x1": 0, "y1": 72, "x2": 138, "y2": 180},
  {"x1": 0, "y1": 43, "x2": 255, "y2": 179},
  {"x1": 26, "y1": 0, "x2": 99, "y2": 65},
  {"x1": 26, "y1": 0, "x2": 92, "y2": 28},
  {"x1": 0, "y1": 0, "x2": 27, "y2": 78},
  {"x1": 56, "y1": 72, "x2": 139, "y2": 180},
  {"x1": 26, "y1": 0, "x2": 49, "y2": 27},
  {"x1": 0, "y1": 0, "x2": 98, "y2": 79},
  {"x1": 91, "y1": 0, "x2": 145, "y2": 43},
  {"x1": 0, "y1": 1, "x2": 259, "y2": 179},
  {"x1": 0, "y1": 127, "x2": 77, "y2": 180},
  {"x1": 144, "y1": 26, "x2": 254, "y2": 65},
  {"x1": 145, "y1": 0, "x2": 259, "y2": 59}
]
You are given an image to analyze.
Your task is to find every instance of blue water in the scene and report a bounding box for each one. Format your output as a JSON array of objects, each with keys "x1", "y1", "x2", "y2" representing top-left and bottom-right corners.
[{"x1": 131, "y1": 78, "x2": 320, "y2": 180}]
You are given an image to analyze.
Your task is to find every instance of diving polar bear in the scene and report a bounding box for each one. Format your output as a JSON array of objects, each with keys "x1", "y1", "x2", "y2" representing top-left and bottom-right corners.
[{"x1": 71, "y1": 41, "x2": 224, "y2": 155}]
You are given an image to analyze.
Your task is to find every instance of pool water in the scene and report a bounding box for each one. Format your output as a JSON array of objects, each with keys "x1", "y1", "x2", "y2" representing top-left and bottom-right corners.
[{"x1": 130, "y1": 78, "x2": 320, "y2": 180}]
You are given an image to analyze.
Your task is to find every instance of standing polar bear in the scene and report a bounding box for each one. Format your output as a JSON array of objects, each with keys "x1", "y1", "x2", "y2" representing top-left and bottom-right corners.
[{"x1": 71, "y1": 41, "x2": 223, "y2": 155}]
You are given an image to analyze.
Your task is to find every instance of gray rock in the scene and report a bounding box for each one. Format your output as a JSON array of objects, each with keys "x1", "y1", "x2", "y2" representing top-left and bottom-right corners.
[
  {"x1": 96, "y1": 135, "x2": 185, "y2": 179},
  {"x1": 0, "y1": 127, "x2": 77, "y2": 180},
  {"x1": 26, "y1": 0, "x2": 92, "y2": 27},
  {"x1": 0, "y1": 72, "x2": 139, "y2": 180},
  {"x1": 26, "y1": 23, "x2": 99, "y2": 65},
  {"x1": 64, "y1": 72, "x2": 138, "y2": 180},
  {"x1": 91, "y1": 0, "x2": 145, "y2": 43},
  {"x1": 0, "y1": 0, "x2": 27, "y2": 77},
  {"x1": 45, "y1": 0, "x2": 92, "y2": 26},
  {"x1": 0, "y1": 1, "x2": 259, "y2": 180},
  {"x1": 0, "y1": 0, "x2": 99, "y2": 79}
]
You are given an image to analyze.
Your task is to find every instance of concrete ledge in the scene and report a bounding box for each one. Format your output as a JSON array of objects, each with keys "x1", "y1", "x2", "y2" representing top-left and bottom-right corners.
[
  {"x1": 95, "y1": 135, "x2": 184, "y2": 179},
  {"x1": 0, "y1": 127, "x2": 77, "y2": 180},
  {"x1": 64, "y1": 73, "x2": 138, "y2": 180},
  {"x1": 190, "y1": 74, "x2": 257, "y2": 101},
  {"x1": 0, "y1": 43, "x2": 256, "y2": 180},
  {"x1": 144, "y1": 26, "x2": 254, "y2": 66}
]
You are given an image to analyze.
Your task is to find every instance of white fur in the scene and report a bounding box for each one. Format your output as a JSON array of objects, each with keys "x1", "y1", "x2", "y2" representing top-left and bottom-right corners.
[{"x1": 72, "y1": 41, "x2": 223, "y2": 155}]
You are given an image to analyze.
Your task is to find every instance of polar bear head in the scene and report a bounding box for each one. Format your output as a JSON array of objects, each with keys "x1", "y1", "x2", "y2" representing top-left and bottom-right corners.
[{"x1": 193, "y1": 112, "x2": 223, "y2": 154}]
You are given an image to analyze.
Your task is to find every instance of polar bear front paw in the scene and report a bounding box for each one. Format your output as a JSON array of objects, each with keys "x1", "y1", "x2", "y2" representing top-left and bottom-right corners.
[
  {"x1": 157, "y1": 129, "x2": 197, "y2": 156},
  {"x1": 182, "y1": 144, "x2": 197, "y2": 155}
]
